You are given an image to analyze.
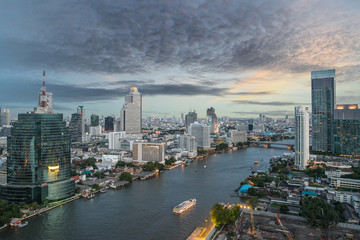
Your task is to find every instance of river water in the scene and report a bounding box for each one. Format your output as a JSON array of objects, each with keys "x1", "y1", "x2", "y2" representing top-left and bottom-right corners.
[{"x1": 0, "y1": 144, "x2": 291, "y2": 240}]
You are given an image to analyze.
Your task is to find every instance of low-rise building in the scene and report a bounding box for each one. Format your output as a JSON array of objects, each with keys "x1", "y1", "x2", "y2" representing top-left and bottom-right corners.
[{"x1": 331, "y1": 177, "x2": 360, "y2": 190}]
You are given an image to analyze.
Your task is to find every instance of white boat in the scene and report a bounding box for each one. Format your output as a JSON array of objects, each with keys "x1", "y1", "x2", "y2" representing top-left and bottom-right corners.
[
  {"x1": 204, "y1": 165, "x2": 207, "y2": 168},
  {"x1": 100, "y1": 189, "x2": 107, "y2": 193},
  {"x1": 19, "y1": 221, "x2": 28, "y2": 228},
  {"x1": 173, "y1": 199, "x2": 196, "y2": 214}
]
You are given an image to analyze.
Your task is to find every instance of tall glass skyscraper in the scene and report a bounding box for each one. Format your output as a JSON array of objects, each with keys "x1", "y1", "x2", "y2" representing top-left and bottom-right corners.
[
  {"x1": 311, "y1": 69, "x2": 335, "y2": 152},
  {"x1": 333, "y1": 104, "x2": 360, "y2": 157},
  {"x1": 120, "y1": 87, "x2": 142, "y2": 134},
  {"x1": 0, "y1": 74, "x2": 74, "y2": 203}
]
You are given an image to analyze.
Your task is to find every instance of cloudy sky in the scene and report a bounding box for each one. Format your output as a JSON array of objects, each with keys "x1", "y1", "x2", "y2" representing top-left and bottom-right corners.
[{"x1": 1, "y1": 0, "x2": 359, "y2": 119}]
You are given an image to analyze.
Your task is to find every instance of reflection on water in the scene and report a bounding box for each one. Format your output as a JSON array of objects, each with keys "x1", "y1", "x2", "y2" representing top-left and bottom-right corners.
[{"x1": 0, "y1": 144, "x2": 292, "y2": 240}]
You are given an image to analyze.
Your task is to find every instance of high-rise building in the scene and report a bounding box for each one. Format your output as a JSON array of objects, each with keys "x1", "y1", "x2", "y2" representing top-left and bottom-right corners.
[
  {"x1": 185, "y1": 111, "x2": 197, "y2": 130},
  {"x1": 189, "y1": 122, "x2": 210, "y2": 149},
  {"x1": 0, "y1": 73, "x2": 74, "y2": 203},
  {"x1": 120, "y1": 87, "x2": 142, "y2": 134},
  {"x1": 0, "y1": 108, "x2": 11, "y2": 126},
  {"x1": 69, "y1": 106, "x2": 85, "y2": 143},
  {"x1": 105, "y1": 116, "x2": 115, "y2": 132},
  {"x1": 295, "y1": 106, "x2": 310, "y2": 170},
  {"x1": 180, "y1": 135, "x2": 197, "y2": 156},
  {"x1": 333, "y1": 104, "x2": 360, "y2": 157},
  {"x1": 90, "y1": 114, "x2": 99, "y2": 127},
  {"x1": 108, "y1": 131, "x2": 127, "y2": 150},
  {"x1": 133, "y1": 142, "x2": 165, "y2": 163},
  {"x1": 311, "y1": 69, "x2": 335, "y2": 152},
  {"x1": 206, "y1": 107, "x2": 219, "y2": 134}
]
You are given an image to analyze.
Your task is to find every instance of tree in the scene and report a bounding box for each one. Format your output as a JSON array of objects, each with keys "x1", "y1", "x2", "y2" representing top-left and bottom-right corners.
[
  {"x1": 94, "y1": 171, "x2": 105, "y2": 179},
  {"x1": 31, "y1": 202, "x2": 40, "y2": 210},
  {"x1": 165, "y1": 157, "x2": 176, "y2": 166},
  {"x1": 279, "y1": 205, "x2": 289, "y2": 214},
  {"x1": 246, "y1": 197, "x2": 258, "y2": 209},
  {"x1": 301, "y1": 197, "x2": 339, "y2": 228},
  {"x1": 0, "y1": 200, "x2": 21, "y2": 226},
  {"x1": 210, "y1": 204, "x2": 239, "y2": 228},
  {"x1": 91, "y1": 184, "x2": 100, "y2": 191},
  {"x1": 119, "y1": 172, "x2": 132, "y2": 183}
]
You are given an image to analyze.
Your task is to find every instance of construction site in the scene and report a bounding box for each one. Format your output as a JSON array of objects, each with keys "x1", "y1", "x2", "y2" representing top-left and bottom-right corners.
[{"x1": 219, "y1": 208, "x2": 360, "y2": 240}]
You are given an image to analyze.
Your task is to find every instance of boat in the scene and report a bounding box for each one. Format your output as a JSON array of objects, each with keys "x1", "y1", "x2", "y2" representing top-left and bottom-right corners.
[
  {"x1": 100, "y1": 189, "x2": 107, "y2": 193},
  {"x1": 87, "y1": 194, "x2": 95, "y2": 199},
  {"x1": 173, "y1": 199, "x2": 196, "y2": 214},
  {"x1": 19, "y1": 221, "x2": 28, "y2": 228},
  {"x1": 254, "y1": 161, "x2": 259, "y2": 165},
  {"x1": 204, "y1": 165, "x2": 207, "y2": 169}
]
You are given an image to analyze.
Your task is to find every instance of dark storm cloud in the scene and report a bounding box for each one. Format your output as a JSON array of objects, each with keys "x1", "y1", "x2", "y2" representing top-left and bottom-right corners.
[
  {"x1": 0, "y1": 76, "x2": 239, "y2": 103},
  {"x1": 231, "y1": 100, "x2": 308, "y2": 106},
  {"x1": 0, "y1": 0, "x2": 327, "y2": 74}
]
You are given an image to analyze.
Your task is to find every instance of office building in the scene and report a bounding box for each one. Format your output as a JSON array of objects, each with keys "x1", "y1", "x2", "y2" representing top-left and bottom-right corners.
[
  {"x1": 133, "y1": 142, "x2": 165, "y2": 163},
  {"x1": 0, "y1": 108, "x2": 11, "y2": 126},
  {"x1": 230, "y1": 130, "x2": 247, "y2": 144},
  {"x1": 189, "y1": 122, "x2": 210, "y2": 149},
  {"x1": 0, "y1": 73, "x2": 74, "y2": 203},
  {"x1": 108, "y1": 131, "x2": 127, "y2": 149},
  {"x1": 185, "y1": 111, "x2": 197, "y2": 130},
  {"x1": 295, "y1": 106, "x2": 310, "y2": 170},
  {"x1": 90, "y1": 114, "x2": 99, "y2": 127},
  {"x1": 120, "y1": 87, "x2": 142, "y2": 134},
  {"x1": 311, "y1": 69, "x2": 335, "y2": 152},
  {"x1": 105, "y1": 116, "x2": 115, "y2": 132},
  {"x1": 69, "y1": 106, "x2": 85, "y2": 143},
  {"x1": 180, "y1": 135, "x2": 197, "y2": 156},
  {"x1": 206, "y1": 107, "x2": 219, "y2": 134},
  {"x1": 333, "y1": 104, "x2": 360, "y2": 157}
]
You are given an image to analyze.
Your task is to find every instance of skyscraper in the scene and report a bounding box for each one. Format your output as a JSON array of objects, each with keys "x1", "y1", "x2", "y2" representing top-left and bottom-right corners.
[
  {"x1": 0, "y1": 73, "x2": 74, "y2": 203},
  {"x1": 120, "y1": 87, "x2": 142, "y2": 134},
  {"x1": 295, "y1": 106, "x2": 310, "y2": 170},
  {"x1": 189, "y1": 122, "x2": 210, "y2": 149},
  {"x1": 105, "y1": 116, "x2": 115, "y2": 132},
  {"x1": 90, "y1": 114, "x2": 99, "y2": 127},
  {"x1": 185, "y1": 110, "x2": 197, "y2": 130},
  {"x1": 333, "y1": 104, "x2": 360, "y2": 157},
  {"x1": 206, "y1": 107, "x2": 219, "y2": 134},
  {"x1": 311, "y1": 69, "x2": 335, "y2": 152},
  {"x1": 69, "y1": 106, "x2": 85, "y2": 143}
]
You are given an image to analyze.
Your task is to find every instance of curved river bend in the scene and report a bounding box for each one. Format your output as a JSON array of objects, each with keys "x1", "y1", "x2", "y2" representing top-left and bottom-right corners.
[{"x1": 0, "y1": 144, "x2": 291, "y2": 240}]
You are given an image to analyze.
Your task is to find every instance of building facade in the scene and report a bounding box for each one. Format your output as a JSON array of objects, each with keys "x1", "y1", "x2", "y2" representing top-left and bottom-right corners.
[
  {"x1": 90, "y1": 114, "x2": 99, "y2": 127},
  {"x1": 133, "y1": 142, "x2": 165, "y2": 163},
  {"x1": 69, "y1": 106, "x2": 85, "y2": 143},
  {"x1": 333, "y1": 104, "x2": 360, "y2": 157},
  {"x1": 0, "y1": 76, "x2": 74, "y2": 203},
  {"x1": 295, "y1": 106, "x2": 310, "y2": 170},
  {"x1": 206, "y1": 107, "x2": 219, "y2": 134},
  {"x1": 108, "y1": 131, "x2": 127, "y2": 149},
  {"x1": 311, "y1": 69, "x2": 335, "y2": 152},
  {"x1": 120, "y1": 87, "x2": 142, "y2": 134},
  {"x1": 189, "y1": 122, "x2": 210, "y2": 149},
  {"x1": 179, "y1": 135, "x2": 197, "y2": 156},
  {"x1": 185, "y1": 111, "x2": 197, "y2": 131},
  {"x1": 105, "y1": 116, "x2": 115, "y2": 132}
]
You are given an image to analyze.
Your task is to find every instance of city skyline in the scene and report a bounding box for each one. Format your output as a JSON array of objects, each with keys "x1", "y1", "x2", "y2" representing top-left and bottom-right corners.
[{"x1": 1, "y1": 1, "x2": 360, "y2": 118}]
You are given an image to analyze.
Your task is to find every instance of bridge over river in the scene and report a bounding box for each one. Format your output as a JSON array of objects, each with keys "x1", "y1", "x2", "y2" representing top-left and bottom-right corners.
[{"x1": 249, "y1": 141, "x2": 294, "y2": 150}]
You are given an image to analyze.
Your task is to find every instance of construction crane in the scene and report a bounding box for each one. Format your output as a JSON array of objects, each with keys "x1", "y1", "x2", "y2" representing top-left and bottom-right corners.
[{"x1": 273, "y1": 212, "x2": 294, "y2": 240}]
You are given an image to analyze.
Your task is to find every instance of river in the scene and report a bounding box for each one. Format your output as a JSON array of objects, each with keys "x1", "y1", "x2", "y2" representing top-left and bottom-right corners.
[{"x1": 0, "y1": 143, "x2": 292, "y2": 240}]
